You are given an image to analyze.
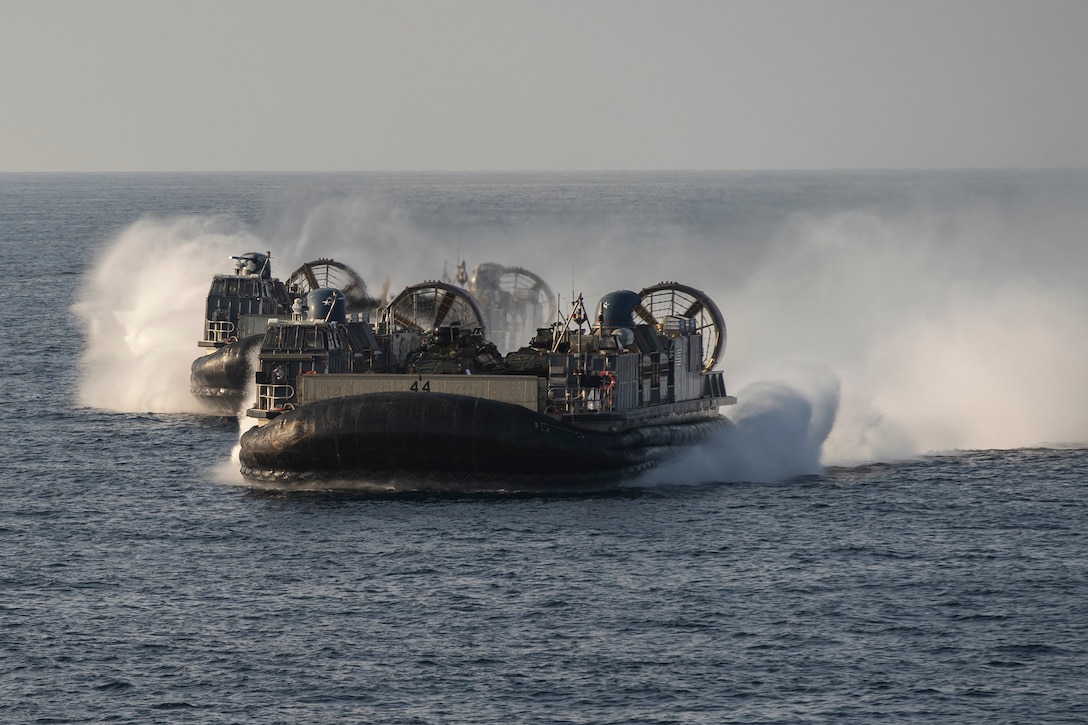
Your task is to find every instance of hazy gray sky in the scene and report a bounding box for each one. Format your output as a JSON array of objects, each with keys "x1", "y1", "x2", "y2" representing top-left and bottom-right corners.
[{"x1": 3, "y1": 0, "x2": 1086, "y2": 171}]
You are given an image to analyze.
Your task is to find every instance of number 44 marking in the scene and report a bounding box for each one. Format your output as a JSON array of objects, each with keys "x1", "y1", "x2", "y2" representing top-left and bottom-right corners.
[{"x1": 409, "y1": 380, "x2": 431, "y2": 392}]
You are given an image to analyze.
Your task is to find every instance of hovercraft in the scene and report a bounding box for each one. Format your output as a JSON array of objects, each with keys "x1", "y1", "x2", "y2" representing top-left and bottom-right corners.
[
  {"x1": 444, "y1": 259, "x2": 555, "y2": 354},
  {"x1": 237, "y1": 280, "x2": 737, "y2": 493},
  {"x1": 190, "y1": 254, "x2": 377, "y2": 415}
]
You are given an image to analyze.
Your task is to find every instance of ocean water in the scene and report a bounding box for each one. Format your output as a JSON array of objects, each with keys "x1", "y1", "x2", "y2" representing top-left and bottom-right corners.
[{"x1": 2, "y1": 171, "x2": 1087, "y2": 723}]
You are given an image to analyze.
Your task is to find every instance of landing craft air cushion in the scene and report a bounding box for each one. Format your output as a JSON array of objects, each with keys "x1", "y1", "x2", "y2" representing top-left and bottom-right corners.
[
  {"x1": 189, "y1": 254, "x2": 377, "y2": 414},
  {"x1": 237, "y1": 280, "x2": 737, "y2": 493}
]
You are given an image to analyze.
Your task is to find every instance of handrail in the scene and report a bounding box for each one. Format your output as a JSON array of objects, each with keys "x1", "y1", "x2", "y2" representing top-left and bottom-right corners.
[
  {"x1": 254, "y1": 383, "x2": 295, "y2": 411},
  {"x1": 204, "y1": 319, "x2": 236, "y2": 344}
]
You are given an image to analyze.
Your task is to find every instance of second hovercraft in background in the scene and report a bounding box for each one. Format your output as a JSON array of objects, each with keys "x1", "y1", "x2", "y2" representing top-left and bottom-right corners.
[{"x1": 189, "y1": 254, "x2": 377, "y2": 415}]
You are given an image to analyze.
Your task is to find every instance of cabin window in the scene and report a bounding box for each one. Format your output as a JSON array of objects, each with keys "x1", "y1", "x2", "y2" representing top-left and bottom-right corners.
[
  {"x1": 207, "y1": 298, "x2": 229, "y2": 319},
  {"x1": 262, "y1": 326, "x2": 327, "y2": 351}
]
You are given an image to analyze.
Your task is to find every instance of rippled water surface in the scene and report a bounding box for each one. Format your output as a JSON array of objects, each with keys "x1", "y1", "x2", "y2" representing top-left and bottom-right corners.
[{"x1": 2, "y1": 173, "x2": 1086, "y2": 722}]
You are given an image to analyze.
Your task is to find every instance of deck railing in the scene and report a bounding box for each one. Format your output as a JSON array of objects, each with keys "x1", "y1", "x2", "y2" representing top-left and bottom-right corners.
[
  {"x1": 203, "y1": 319, "x2": 236, "y2": 344},
  {"x1": 254, "y1": 383, "x2": 295, "y2": 411}
]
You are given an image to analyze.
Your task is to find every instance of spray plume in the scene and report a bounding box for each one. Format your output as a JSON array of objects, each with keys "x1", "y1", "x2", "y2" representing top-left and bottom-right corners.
[
  {"x1": 72, "y1": 177, "x2": 1088, "y2": 485},
  {"x1": 73, "y1": 216, "x2": 262, "y2": 413}
]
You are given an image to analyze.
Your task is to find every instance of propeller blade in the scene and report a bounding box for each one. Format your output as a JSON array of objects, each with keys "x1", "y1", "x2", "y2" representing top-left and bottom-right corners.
[
  {"x1": 301, "y1": 263, "x2": 319, "y2": 290},
  {"x1": 633, "y1": 303, "x2": 657, "y2": 326},
  {"x1": 393, "y1": 311, "x2": 419, "y2": 330},
  {"x1": 682, "y1": 300, "x2": 704, "y2": 319},
  {"x1": 434, "y1": 291, "x2": 456, "y2": 327}
]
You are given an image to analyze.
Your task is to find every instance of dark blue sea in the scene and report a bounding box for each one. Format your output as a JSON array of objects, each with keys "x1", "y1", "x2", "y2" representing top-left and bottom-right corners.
[{"x1": 2, "y1": 171, "x2": 1087, "y2": 723}]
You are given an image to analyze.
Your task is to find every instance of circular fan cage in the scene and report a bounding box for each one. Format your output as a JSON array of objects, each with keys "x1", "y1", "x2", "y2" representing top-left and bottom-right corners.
[
  {"x1": 636, "y1": 282, "x2": 726, "y2": 372},
  {"x1": 468, "y1": 265, "x2": 555, "y2": 326},
  {"x1": 384, "y1": 281, "x2": 487, "y2": 336},
  {"x1": 286, "y1": 259, "x2": 376, "y2": 312},
  {"x1": 492, "y1": 266, "x2": 555, "y2": 326}
]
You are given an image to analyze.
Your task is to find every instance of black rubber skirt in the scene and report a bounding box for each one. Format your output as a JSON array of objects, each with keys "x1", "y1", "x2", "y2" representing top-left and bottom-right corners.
[
  {"x1": 238, "y1": 391, "x2": 732, "y2": 493},
  {"x1": 189, "y1": 335, "x2": 262, "y2": 415}
]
